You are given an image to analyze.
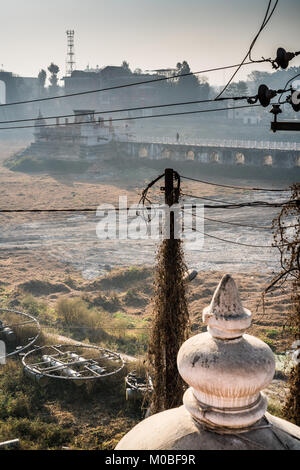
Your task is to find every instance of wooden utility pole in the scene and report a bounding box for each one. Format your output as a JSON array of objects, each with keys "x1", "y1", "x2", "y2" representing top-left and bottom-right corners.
[
  {"x1": 148, "y1": 168, "x2": 189, "y2": 413},
  {"x1": 164, "y1": 168, "x2": 180, "y2": 239}
]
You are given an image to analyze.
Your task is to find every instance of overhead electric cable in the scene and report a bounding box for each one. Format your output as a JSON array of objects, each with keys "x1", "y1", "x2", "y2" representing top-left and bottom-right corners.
[
  {"x1": 0, "y1": 104, "x2": 260, "y2": 130},
  {"x1": 0, "y1": 96, "x2": 265, "y2": 126},
  {"x1": 187, "y1": 226, "x2": 291, "y2": 248},
  {"x1": 0, "y1": 61, "x2": 272, "y2": 108},
  {"x1": 181, "y1": 193, "x2": 290, "y2": 207},
  {"x1": 279, "y1": 72, "x2": 300, "y2": 104},
  {"x1": 184, "y1": 210, "x2": 299, "y2": 230},
  {"x1": 215, "y1": 0, "x2": 279, "y2": 99},
  {"x1": 180, "y1": 174, "x2": 289, "y2": 192},
  {"x1": 0, "y1": 87, "x2": 291, "y2": 126}
]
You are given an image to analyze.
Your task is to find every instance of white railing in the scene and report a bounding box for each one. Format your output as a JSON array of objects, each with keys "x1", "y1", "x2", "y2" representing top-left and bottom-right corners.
[{"x1": 129, "y1": 135, "x2": 300, "y2": 151}]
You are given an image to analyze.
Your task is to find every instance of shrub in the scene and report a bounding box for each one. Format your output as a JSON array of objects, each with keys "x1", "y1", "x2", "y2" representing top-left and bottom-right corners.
[
  {"x1": 21, "y1": 295, "x2": 48, "y2": 317},
  {"x1": 92, "y1": 293, "x2": 121, "y2": 312},
  {"x1": 266, "y1": 328, "x2": 281, "y2": 339},
  {"x1": 56, "y1": 297, "x2": 108, "y2": 343}
]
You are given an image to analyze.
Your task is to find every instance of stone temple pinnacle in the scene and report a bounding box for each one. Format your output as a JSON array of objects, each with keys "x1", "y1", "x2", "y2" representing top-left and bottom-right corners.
[{"x1": 116, "y1": 274, "x2": 300, "y2": 450}]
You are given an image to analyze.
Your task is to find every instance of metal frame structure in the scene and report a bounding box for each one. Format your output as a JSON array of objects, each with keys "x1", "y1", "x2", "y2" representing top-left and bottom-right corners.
[
  {"x1": 125, "y1": 370, "x2": 153, "y2": 401},
  {"x1": 0, "y1": 308, "x2": 40, "y2": 361},
  {"x1": 22, "y1": 343, "x2": 125, "y2": 382},
  {"x1": 66, "y1": 30, "x2": 76, "y2": 76}
]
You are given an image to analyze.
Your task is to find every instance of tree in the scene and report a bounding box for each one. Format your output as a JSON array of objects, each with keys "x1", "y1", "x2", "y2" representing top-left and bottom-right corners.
[
  {"x1": 247, "y1": 70, "x2": 271, "y2": 89},
  {"x1": 224, "y1": 82, "x2": 239, "y2": 97},
  {"x1": 264, "y1": 184, "x2": 300, "y2": 426},
  {"x1": 121, "y1": 61, "x2": 131, "y2": 73},
  {"x1": 236, "y1": 80, "x2": 248, "y2": 96},
  {"x1": 224, "y1": 81, "x2": 248, "y2": 97},
  {"x1": 175, "y1": 60, "x2": 200, "y2": 99},
  {"x1": 48, "y1": 63, "x2": 60, "y2": 88},
  {"x1": 37, "y1": 69, "x2": 46, "y2": 89}
]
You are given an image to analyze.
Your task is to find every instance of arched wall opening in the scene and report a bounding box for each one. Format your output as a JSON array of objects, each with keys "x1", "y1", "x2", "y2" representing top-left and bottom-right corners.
[
  {"x1": 210, "y1": 151, "x2": 220, "y2": 163},
  {"x1": 263, "y1": 155, "x2": 273, "y2": 166},
  {"x1": 186, "y1": 150, "x2": 195, "y2": 160},
  {"x1": 235, "y1": 152, "x2": 245, "y2": 165}
]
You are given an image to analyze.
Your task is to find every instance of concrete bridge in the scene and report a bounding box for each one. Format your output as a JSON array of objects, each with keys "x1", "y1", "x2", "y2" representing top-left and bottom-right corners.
[{"x1": 118, "y1": 137, "x2": 300, "y2": 168}]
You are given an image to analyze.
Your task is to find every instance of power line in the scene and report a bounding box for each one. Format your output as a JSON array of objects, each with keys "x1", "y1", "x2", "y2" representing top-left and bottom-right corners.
[
  {"x1": 0, "y1": 104, "x2": 261, "y2": 130},
  {"x1": 248, "y1": 0, "x2": 276, "y2": 62},
  {"x1": 203, "y1": 216, "x2": 298, "y2": 230},
  {"x1": 0, "y1": 207, "x2": 156, "y2": 213},
  {"x1": 0, "y1": 96, "x2": 262, "y2": 126},
  {"x1": 186, "y1": 226, "x2": 288, "y2": 248},
  {"x1": 0, "y1": 202, "x2": 293, "y2": 214},
  {"x1": 279, "y1": 72, "x2": 300, "y2": 104},
  {"x1": 215, "y1": 0, "x2": 279, "y2": 99},
  {"x1": 195, "y1": 213, "x2": 272, "y2": 230},
  {"x1": 0, "y1": 62, "x2": 270, "y2": 108},
  {"x1": 181, "y1": 193, "x2": 290, "y2": 207},
  {"x1": 0, "y1": 87, "x2": 291, "y2": 127},
  {"x1": 180, "y1": 175, "x2": 289, "y2": 192},
  {"x1": 184, "y1": 210, "x2": 299, "y2": 230}
]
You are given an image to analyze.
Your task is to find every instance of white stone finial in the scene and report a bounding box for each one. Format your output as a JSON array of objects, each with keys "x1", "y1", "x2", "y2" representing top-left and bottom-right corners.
[
  {"x1": 203, "y1": 274, "x2": 251, "y2": 339},
  {"x1": 177, "y1": 274, "x2": 275, "y2": 430}
]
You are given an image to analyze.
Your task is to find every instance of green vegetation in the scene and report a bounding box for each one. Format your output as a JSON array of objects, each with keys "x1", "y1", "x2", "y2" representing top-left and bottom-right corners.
[
  {"x1": 0, "y1": 361, "x2": 140, "y2": 449},
  {"x1": 267, "y1": 400, "x2": 285, "y2": 419},
  {"x1": 11, "y1": 266, "x2": 153, "y2": 356},
  {"x1": 54, "y1": 296, "x2": 149, "y2": 355},
  {"x1": 93, "y1": 266, "x2": 151, "y2": 290},
  {"x1": 265, "y1": 328, "x2": 281, "y2": 339},
  {"x1": 19, "y1": 279, "x2": 70, "y2": 296},
  {"x1": 261, "y1": 336, "x2": 275, "y2": 350}
]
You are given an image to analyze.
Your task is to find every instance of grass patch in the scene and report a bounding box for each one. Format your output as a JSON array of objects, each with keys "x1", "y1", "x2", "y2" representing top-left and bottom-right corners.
[
  {"x1": 267, "y1": 399, "x2": 285, "y2": 419},
  {"x1": 92, "y1": 267, "x2": 152, "y2": 291},
  {"x1": 266, "y1": 328, "x2": 281, "y2": 339},
  {"x1": 0, "y1": 360, "x2": 140, "y2": 449},
  {"x1": 18, "y1": 279, "x2": 70, "y2": 296},
  {"x1": 91, "y1": 293, "x2": 122, "y2": 313},
  {"x1": 123, "y1": 288, "x2": 147, "y2": 308},
  {"x1": 56, "y1": 297, "x2": 109, "y2": 343}
]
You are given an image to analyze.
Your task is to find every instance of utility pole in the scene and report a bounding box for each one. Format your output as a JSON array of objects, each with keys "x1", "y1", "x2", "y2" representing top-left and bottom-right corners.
[
  {"x1": 164, "y1": 168, "x2": 179, "y2": 239},
  {"x1": 148, "y1": 168, "x2": 189, "y2": 413}
]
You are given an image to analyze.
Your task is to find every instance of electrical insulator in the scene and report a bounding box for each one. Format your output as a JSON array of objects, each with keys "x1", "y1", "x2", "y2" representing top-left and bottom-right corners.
[
  {"x1": 273, "y1": 48, "x2": 299, "y2": 69},
  {"x1": 289, "y1": 90, "x2": 300, "y2": 112},
  {"x1": 257, "y1": 84, "x2": 277, "y2": 107}
]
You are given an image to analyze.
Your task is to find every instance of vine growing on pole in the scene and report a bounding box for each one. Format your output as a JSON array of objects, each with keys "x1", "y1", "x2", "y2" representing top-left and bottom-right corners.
[
  {"x1": 264, "y1": 183, "x2": 300, "y2": 425},
  {"x1": 147, "y1": 169, "x2": 190, "y2": 413}
]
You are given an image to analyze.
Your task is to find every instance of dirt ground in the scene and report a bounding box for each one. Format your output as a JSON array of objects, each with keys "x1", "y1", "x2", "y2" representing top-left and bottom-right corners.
[
  {"x1": 0, "y1": 141, "x2": 292, "y2": 349},
  {"x1": 0, "y1": 140, "x2": 295, "y2": 448}
]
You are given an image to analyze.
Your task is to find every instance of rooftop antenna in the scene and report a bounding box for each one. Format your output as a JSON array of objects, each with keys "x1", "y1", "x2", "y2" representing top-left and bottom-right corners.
[{"x1": 66, "y1": 30, "x2": 76, "y2": 76}]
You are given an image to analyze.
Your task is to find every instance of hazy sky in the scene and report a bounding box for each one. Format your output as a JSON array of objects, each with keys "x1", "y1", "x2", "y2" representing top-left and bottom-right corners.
[{"x1": 1, "y1": 0, "x2": 300, "y2": 85}]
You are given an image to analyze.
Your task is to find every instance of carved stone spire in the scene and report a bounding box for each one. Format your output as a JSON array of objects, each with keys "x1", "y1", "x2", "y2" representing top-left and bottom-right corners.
[
  {"x1": 177, "y1": 274, "x2": 275, "y2": 429},
  {"x1": 116, "y1": 274, "x2": 300, "y2": 450},
  {"x1": 202, "y1": 274, "x2": 252, "y2": 339}
]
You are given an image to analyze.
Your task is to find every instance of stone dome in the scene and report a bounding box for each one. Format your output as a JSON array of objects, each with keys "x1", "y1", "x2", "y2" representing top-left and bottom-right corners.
[
  {"x1": 116, "y1": 274, "x2": 300, "y2": 450},
  {"x1": 178, "y1": 274, "x2": 275, "y2": 428}
]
